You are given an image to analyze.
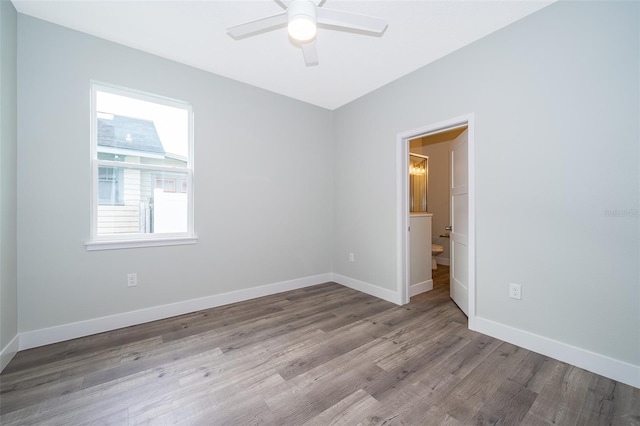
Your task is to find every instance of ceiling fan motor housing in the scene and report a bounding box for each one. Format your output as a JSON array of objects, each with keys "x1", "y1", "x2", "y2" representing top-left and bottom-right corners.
[{"x1": 288, "y1": 0, "x2": 317, "y2": 41}]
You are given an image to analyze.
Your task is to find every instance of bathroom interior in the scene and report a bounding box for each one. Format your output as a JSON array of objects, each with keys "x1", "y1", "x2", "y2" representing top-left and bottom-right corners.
[{"x1": 408, "y1": 126, "x2": 467, "y2": 297}]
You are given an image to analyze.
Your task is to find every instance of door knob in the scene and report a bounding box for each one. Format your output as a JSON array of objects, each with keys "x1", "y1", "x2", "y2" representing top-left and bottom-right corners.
[{"x1": 445, "y1": 225, "x2": 452, "y2": 231}]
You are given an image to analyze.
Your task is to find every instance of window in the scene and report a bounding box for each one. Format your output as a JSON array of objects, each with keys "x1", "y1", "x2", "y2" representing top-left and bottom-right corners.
[
  {"x1": 154, "y1": 177, "x2": 176, "y2": 193},
  {"x1": 87, "y1": 82, "x2": 196, "y2": 250},
  {"x1": 98, "y1": 166, "x2": 124, "y2": 205}
]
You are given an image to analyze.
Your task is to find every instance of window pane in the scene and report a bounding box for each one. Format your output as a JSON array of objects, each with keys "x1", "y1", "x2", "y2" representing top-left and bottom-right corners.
[
  {"x1": 96, "y1": 91, "x2": 189, "y2": 168},
  {"x1": 97, "y1": 167, "x2": 188, "y2": 235}
]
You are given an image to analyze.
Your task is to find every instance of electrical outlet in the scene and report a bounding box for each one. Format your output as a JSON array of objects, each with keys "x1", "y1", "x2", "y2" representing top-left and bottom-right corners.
[
  {"x1": 127, "y1": 273, "x2": 137, "y2": 287},
  {"x1": 509, "y1": 283, "x2": 521, "y2": 300},
  {"x1": 349, "y1": 253, "x2": 355, "y2": 262}
]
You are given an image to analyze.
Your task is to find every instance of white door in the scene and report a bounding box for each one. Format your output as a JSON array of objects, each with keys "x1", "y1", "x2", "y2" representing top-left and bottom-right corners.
[{"x1": 450, "y1": 129, "x2": 469, "y2": 315}]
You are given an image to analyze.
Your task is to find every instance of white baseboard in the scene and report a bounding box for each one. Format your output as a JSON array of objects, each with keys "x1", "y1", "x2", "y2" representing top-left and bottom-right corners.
[
  {"x1": 14, "y1": 276, "x2": 636, "y2": 390},
  {"x1": 19, "y1": 273, "x2": 333, "y2": 351},
  {"x1": 409, "y1": 279, "x2": 433, "y2": 297},
  {"x1": 332, "y1": 273, "x2": 402, "y2": 305},
  {"x1": 474, "y1": 317, "x2": 640, "y2": 389},
  {"x1": 1, "y1": 334, "x2": 19, "y2": 372},
  {"x1": 436, "y1": 257, "x2": 450, "y2": 266}
]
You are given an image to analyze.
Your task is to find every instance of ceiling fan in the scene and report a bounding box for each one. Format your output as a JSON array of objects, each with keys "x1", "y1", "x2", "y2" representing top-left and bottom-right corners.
[{"x1": 226, "y1": 0, "x2": 388, "y2": 66}]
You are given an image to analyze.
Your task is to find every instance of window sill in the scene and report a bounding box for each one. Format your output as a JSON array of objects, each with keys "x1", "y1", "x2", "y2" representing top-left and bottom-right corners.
[{"x1": 86, "y1": 236, "x2": 198, "y2": 251}]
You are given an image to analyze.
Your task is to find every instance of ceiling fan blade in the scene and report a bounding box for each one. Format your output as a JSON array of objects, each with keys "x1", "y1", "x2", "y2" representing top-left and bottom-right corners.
[
  {"x1": 317, "y1": 8, "x2": 387, "y2": 34},
  {"x1": 301, "y1": 40, "x2": 318, "y2": 66},
  {"x1": 227, "y1": 12, "x2": 288, "y2": 39}
]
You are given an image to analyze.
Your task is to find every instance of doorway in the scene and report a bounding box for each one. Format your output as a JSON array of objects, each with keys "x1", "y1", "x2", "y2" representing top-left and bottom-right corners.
[{"x1": 396, "y1": 114, "x2": 475, "y2": 324}]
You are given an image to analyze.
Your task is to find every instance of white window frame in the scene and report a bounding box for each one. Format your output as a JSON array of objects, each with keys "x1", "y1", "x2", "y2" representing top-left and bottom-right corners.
[{"x1": 86, "y1": 82, "x2": 197, "y2": 251}]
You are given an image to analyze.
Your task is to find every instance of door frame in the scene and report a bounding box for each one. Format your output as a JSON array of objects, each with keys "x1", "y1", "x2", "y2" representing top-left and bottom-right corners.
[{"x1": 396, "y1": 113, "x2": 476, "y2": 328}]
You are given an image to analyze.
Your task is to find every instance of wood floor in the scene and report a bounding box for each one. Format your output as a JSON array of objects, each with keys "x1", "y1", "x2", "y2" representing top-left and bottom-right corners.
[{"x1": 1, "y1": 266, "x2": 638, "y2": 425}]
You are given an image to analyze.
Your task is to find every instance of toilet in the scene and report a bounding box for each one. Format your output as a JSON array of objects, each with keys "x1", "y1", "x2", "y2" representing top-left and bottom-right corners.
[{"x1": 431, "y1": 244, "x2": 444, "y2": 270}]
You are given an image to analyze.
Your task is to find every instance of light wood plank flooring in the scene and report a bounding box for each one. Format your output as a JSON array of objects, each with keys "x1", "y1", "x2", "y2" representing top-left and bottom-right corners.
[{"x1": 1, "y1": 266, "x2": 639, "y2": 425}]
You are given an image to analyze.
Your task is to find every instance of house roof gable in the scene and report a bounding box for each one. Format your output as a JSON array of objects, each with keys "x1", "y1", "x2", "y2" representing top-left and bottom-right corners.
[{"x1": 98, "y1": 114, "x2": 165, "y2": 156}]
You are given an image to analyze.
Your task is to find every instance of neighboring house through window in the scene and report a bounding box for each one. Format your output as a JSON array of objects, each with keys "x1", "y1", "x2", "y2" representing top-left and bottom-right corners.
[{"x1": 87, "y1": 82, "x2": 196, "y2": 250}]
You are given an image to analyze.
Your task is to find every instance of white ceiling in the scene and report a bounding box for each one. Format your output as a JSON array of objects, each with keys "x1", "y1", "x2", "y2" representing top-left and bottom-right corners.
[{"x1": 12, "y1": 0, "x2": 554, "y2": 110}]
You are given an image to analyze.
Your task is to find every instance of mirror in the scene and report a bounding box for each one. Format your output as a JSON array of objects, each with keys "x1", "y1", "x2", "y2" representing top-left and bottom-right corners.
[{"x1": 409, "y1": 154, "x2": 428, "y2": 213}]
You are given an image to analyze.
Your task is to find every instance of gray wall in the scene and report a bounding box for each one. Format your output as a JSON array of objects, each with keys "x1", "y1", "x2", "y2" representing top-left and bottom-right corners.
[
  {"x1": 1, "y1": 0, "x2": 18, "y2": 353},
  {"x1": 333, "y1": 1, "x2": 639, "y2": 365},
  {"x1": 17, "y1": 15, "x2": 333, "y2": 333}
]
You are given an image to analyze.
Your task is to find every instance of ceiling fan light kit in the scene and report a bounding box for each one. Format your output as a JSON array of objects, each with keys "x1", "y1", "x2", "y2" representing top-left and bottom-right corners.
[
  {"x1": 288, "y1": 0, "x2": 317, "y2": 42},
  {"x1": 227, "y1": 0, "x2": 387, "y2": 66}
]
